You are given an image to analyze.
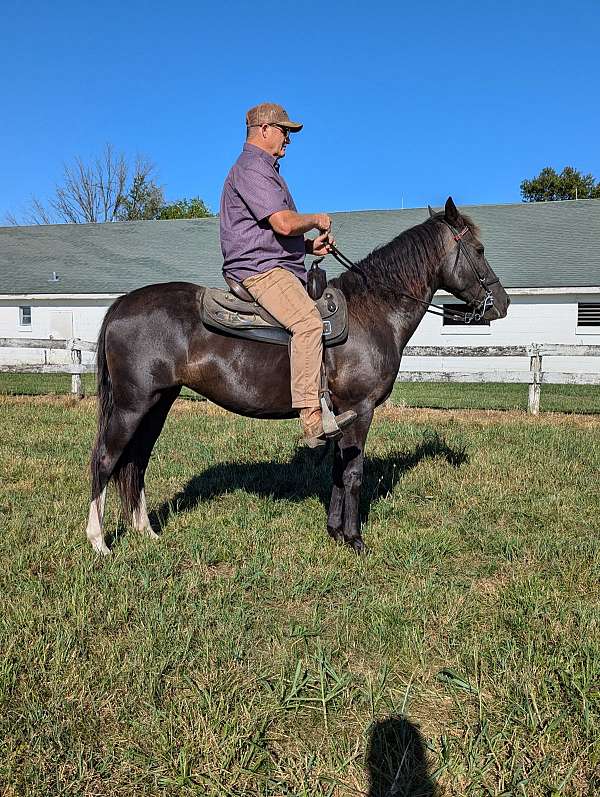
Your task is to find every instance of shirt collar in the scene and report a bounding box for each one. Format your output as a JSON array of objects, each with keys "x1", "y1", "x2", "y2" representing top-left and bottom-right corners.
[{"x1": 243, "y1": 142, "x2": 280, "y2": 171}]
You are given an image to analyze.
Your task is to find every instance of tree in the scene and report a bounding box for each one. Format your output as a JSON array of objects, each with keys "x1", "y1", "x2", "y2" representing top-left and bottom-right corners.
[
  {"x1": 520, "y1": 166, "x2": 600, "y2": 202},
  {"x1": 157, "y1": 197, "x2": 213, "y2": 219},
  {"x1": 118, "y1": 170, "x2": 164, "y2": 221},
  {"x1": 7, "y1": 145, "x2": 164, "y2": 225}
]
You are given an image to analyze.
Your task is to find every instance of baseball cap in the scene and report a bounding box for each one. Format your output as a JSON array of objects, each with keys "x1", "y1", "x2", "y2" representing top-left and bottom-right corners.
[{"x1": 246, "y1": 102, "x2": 303, "y2": 132}]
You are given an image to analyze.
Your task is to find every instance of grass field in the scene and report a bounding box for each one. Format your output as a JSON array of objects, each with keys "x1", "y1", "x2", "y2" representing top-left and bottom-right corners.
[
  {"x1": 1, "y1": 396, "x2": 599, "y2": 796},
  {"x1": 1, "y1": 372, "x2": 599, "y2": 414}
]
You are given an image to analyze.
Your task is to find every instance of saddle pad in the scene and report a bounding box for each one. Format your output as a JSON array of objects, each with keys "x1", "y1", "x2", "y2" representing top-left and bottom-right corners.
[{"x1": 201, "y1": 285, "x2": 348, "y2": 347}]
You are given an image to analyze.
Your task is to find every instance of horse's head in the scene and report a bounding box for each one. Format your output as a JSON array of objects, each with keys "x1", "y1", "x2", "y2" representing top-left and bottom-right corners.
[{"x1": 435, "y1": 197, "x2": 509, "y2": 321}]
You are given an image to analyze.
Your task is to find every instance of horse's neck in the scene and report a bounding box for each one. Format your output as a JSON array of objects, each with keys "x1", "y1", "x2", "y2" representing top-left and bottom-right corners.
[
  {"x1": 338, "y1": 252, "x2": 440, "y2": 355},
  {"x1": 384, "y1": 281, "x2": 437, "y2": 355}
]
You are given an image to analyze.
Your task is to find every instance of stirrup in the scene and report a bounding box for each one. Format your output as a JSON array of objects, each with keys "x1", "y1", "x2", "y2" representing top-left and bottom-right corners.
[
  {"x1": 320, "y1": 394, "x2": 342, "y2": 437},
  {"x1": 318, "y1": 363, "x2": 356, "y2": 439}
]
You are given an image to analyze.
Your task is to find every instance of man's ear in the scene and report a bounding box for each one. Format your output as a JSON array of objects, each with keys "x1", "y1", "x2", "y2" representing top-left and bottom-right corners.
[{"x1": 444, "y1": 196, "x2": 461, "y2": 227}]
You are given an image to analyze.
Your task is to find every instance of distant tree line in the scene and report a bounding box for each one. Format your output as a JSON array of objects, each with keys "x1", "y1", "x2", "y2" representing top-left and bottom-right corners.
[
  {"x1": 9, "y1": 149, "x2": 599, "y2": 222},
  {"x1": 6, "y1": 144, "x2": 213, "y2": 225},
  {"x1": 521, "y1": 166, "x2": 600, "y2": 202}
]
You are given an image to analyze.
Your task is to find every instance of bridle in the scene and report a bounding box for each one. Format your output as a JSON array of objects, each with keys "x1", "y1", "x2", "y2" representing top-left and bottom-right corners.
[
  {"x1": 442, "y1": 220, "x2": 498, "y2": 322},
  {"x1": 326, "y1": 218, "x2": 498, "y2": 324}
]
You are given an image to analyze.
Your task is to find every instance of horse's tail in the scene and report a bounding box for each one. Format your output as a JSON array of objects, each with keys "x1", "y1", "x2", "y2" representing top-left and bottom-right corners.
[{"x1": 90, "y1": 297, "x2": 125, "y2": 500}]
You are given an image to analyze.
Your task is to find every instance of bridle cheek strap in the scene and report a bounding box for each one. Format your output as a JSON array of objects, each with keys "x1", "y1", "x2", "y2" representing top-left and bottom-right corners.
[
  {"x1": 456, "y1": 240, "x2": 495, "y2": 321},
  {"x1": 454, "y1": 226, "x2": 470, "y2": 242}
]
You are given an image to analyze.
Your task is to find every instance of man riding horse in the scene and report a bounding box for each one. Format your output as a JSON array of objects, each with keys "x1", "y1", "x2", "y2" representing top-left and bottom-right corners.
[
  {"x1": 86, "y1": 108, "x2": 510, "y2": 554},
  {"x1": 219, "y1": 102, "x2": 357, "y2": 447}
]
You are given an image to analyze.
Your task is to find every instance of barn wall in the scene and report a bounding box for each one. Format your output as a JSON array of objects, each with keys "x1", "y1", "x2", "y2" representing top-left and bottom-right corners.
[
  {"x1": 1, "y1": 293, "x2": 599, "y2": 374},
  {"x1": 403, "y1": 293, "x2": 600, "y2": 373},
  {"x1": 0, "y1": 299, "x2": 114, "y2": 365}
]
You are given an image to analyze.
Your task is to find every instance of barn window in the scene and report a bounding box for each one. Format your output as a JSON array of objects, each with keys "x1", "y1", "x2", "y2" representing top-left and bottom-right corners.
[
  {"x1": 577, "y1": 302, "x2": 600, "y2": 326},
  {"x1": 442, "y1": 304, "x2": 490, "y2": 326},
  {"x1": 19, "y1": 306, "x2": 32, "y2": 326}
]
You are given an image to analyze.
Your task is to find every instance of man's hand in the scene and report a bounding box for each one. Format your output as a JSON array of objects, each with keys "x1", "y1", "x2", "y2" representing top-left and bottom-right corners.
[
  {"x1": 313, "y1": 213, "x2": 332, "y2": 233},
  {"x1": 310, "y1": 230, "x2": 336, "y2": 257}
]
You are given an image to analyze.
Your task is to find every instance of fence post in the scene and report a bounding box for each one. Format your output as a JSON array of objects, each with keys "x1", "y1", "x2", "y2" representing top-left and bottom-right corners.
[
  {"x1": 528, "y1": 344, "x2": 542, "y2": 414},
  {"x1": 70, "y1": 339, "x2": 84, "y2": 399}
]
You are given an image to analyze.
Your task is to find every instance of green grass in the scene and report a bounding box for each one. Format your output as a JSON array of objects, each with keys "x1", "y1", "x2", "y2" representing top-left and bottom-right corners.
[
  {"x1": 0, "y1": 373, "x2": 203, "y2": 401},
  {"x1": 1, "y1": 396, "x2": 598, "y2": 796},
  {"x1": 1, "y1": 373, "x2": 599, "y2": 414},
  {"x1": 391, "y1": 382, "x2": 600, "y2": 414}
]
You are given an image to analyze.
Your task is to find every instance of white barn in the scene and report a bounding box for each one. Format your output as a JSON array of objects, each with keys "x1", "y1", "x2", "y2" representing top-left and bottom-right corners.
[{"x1": 1, "y1": 199, "x2": 599, "y2": 376}]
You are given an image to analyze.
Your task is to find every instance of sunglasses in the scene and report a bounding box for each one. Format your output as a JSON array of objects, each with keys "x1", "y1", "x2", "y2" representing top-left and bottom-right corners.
[
  {"x1": 248, "y1": 124, "x2": 292, "y2": 144},
  {"x1": 268, "y1": 124, "x2": 291, "y2": 141},
  {"x1": 249, "y1": 123, "x2": 291, "y2": 139}
]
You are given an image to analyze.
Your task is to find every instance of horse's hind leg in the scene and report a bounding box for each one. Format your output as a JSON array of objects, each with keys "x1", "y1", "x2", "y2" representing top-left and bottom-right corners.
[
  {"x1": 118, "y1": 388, "x2": 180, "y2": 537},
  {"x1": 132, "y1": 488, "x2": 154, "y2": 537},
  {"x1": 86, "y1": 485, "x2": 109, "y2": 555},
  {"x1": 87, "y1": 403, "x2": 158, "y2": 554}
]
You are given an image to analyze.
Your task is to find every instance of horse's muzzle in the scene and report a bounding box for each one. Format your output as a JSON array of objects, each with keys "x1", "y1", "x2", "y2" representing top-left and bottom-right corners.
[{"x1": 484, "y1": 295, "x2": 510, "y2": 321}]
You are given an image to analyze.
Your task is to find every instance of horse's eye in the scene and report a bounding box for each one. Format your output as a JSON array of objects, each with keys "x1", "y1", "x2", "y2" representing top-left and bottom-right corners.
[{"x1": 476, "y1": 246, "x2": 484, "y2": 256}]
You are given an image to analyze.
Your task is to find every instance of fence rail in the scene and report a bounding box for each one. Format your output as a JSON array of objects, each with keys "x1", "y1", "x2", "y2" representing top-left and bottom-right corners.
[
  {"x1": 1, "y1": 338, "x2": 599, "y2": 413},
  {"x1": 0, "y1": 337, "x2": 95, "y2": 398}
]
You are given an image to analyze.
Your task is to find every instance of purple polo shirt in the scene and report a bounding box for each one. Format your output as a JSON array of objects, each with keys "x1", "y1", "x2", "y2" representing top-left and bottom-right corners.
[{"x1": 220, "y1": 143, "x2": 307, "y2": 284}]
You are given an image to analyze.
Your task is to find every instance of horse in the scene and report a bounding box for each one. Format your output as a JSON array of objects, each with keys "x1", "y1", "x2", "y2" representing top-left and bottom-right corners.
[{"x1": 85, "y1": 197, "x2": 509, "y2": 555}]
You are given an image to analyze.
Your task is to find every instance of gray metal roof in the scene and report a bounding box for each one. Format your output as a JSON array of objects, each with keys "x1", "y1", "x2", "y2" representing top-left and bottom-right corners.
[{"x1": 1, "y1": 199, "x2": 599, "y2": 295}]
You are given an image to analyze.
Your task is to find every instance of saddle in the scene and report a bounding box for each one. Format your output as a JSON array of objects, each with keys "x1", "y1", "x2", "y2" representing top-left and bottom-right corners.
[
  {"x1": 200, "y1": 261, "x2": 352, "y2": 438},
  {"x1": 200, "y1": 270, "x2": 348, "y2": 347}
]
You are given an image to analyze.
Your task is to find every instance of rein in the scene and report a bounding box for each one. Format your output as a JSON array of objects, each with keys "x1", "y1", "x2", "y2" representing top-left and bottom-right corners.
[{"x1": 325, "y1": 220, "x2": 496, "y2": 325}]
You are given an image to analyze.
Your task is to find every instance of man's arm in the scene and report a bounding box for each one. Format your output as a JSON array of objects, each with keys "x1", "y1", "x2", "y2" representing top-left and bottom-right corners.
[{"x1": 269, "y1": 209, "x2": 331, "y2": 237}]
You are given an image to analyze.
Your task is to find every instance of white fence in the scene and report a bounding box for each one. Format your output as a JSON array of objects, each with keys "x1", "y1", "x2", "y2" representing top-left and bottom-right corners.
[
  {"x1": 0, "y1": 337, "x2": 96, "y2": 398},
  {"x1": 398, "y1": 344, "x2": 600, "y2": 413},
  {"x1": 1, "y1": 338, "x2": 599, "y2": 414}
]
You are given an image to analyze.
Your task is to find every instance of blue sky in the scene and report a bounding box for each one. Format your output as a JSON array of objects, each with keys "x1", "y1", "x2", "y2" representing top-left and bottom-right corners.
[{"x1": 2, "y1": 0, "x2": 599, "y2": 222}]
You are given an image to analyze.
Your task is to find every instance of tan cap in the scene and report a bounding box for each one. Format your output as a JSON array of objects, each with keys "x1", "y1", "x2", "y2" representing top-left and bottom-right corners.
[{"x1": 246, "y1": 102, "x2": 303, "y2": 132}]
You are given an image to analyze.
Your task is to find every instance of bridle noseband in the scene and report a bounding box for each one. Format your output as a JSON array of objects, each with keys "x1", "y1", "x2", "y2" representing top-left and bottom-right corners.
[{"x1": 327, "y1": 218, "x2": 498, "y2": 325}]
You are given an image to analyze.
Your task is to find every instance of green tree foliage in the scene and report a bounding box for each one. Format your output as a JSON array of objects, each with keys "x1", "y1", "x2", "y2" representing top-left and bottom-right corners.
[
  {"x1": 117, "y1": 172, "x2": 164, "y2": 221},
  {"x1": 521, "y1": 166, "x2": 600, "y2": 202},
  {"x1": 157, "y1": 197, "x2": 213, "y2": 219}
]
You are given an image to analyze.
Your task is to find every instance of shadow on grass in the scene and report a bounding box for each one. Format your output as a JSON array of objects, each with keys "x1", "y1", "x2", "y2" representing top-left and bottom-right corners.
[
  {"x1": 149, "y1": 431, "x2": 467, "y2": 531},
  {"x1": 366, "y1": 716, "x2": 437, "y2": 797}
]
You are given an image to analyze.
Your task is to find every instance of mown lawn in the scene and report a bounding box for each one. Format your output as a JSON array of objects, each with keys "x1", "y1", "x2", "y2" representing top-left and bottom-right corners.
[
  {"x1": 0, "y1": 396, "x2": 598, "y2": 796},
  {"x1": 1, "y1": 372, "x2": 599, "y2": 414}
]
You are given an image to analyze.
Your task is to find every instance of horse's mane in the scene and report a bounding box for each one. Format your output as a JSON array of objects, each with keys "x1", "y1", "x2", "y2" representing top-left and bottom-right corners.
[{"x1": 334, "y1": 213, "x2": 480, "y2": 308}]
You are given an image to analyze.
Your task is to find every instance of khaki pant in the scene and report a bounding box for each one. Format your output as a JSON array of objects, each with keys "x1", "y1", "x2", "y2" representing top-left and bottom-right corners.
[{"x1": 243, "y1": 268, "x2": 322, "y2": 408}]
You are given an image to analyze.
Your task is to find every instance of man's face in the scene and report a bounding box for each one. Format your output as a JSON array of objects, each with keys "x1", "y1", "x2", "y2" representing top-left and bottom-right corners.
[{"x1": 262, "y1": 124, "x2": 291, "y2": 159}]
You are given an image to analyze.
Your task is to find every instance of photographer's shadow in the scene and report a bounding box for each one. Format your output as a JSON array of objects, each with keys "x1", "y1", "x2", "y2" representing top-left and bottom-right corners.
[
  {"x1": 366, "y1": 716, "x2": 437, "y2": 797},
  {"x1": 150, "y1": 431, "x2": 467, "y2": 530}
]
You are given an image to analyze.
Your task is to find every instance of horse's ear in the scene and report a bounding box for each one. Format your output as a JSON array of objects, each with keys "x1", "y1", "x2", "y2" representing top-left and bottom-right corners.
[
  {"x1": 444, "y1": 196, "x2": 461, "y2": 226},
  {"x1": 428, "y1": 205, "x2": 435, "y2": 218}
]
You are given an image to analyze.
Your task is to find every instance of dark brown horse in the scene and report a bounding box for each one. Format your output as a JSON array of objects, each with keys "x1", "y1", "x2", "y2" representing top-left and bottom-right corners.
[{"x1": 85, "y1": 198, "x2": 509, "y2": 555}]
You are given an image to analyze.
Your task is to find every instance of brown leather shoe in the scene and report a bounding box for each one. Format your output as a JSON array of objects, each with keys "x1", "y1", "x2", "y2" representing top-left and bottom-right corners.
[
  {"x1": 303, "y1": 423, "x2": 328, "y2": 448},
  {"x1": 301, "y1": 409, "x2": 357, "y2": 447}
]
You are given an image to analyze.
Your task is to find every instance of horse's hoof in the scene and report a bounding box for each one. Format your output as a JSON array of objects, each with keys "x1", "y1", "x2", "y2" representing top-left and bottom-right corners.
[
  {"x1": 143, "y1": 527, "x2": 159, "y2": 540},
  {"x1": 90, "y1": 539, "x2": 111, "y2": 556},
  {"x1": 349, "y1": 537, "x2": 367, "y2": 555},
  {"x1": 327, "y1": 526, "x2": 345, "y2": 544}
]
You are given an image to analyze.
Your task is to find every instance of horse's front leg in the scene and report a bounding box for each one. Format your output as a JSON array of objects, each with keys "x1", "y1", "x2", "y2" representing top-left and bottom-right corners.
[
  {"x1": 327, "y1": 441, "x2": 346, "y2": 544},
  {"x1": 338, "y1": 409, "x2": 374, "y2": 553}
]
